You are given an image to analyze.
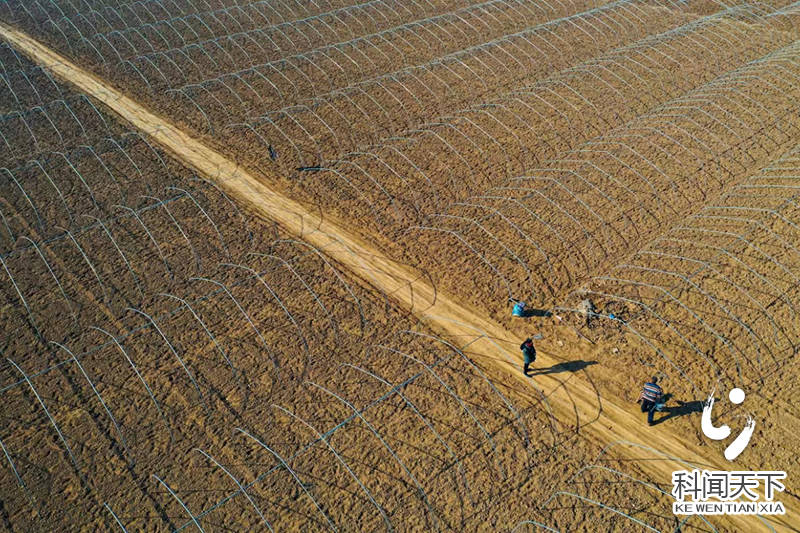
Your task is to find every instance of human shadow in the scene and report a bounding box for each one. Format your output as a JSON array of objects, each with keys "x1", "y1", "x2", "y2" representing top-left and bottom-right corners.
[
  {"x1": 519, "y1": 308, "x2": 552, "y2": 318},
  {"x1": 651, "y1": 396, "x2": 704, "y2": 426},
  {"x1": 526, "y1": 360, "x2": 597, "y2": 376}
]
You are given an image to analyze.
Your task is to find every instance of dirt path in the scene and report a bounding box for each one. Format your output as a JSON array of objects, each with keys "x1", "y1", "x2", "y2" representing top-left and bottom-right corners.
[{"x1": 1, "y1": 22, "x2": 794, "y2": 531}]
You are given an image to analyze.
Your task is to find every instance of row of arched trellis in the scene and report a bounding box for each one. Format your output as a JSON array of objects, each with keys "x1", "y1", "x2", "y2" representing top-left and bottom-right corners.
[
  {"x1": 0, "y1": 33, "x2": 566, "y2": 532},
  {"x1": 8, "y1": 0, "x2": 794, "y2": 236},
  {"x1": 189, "y1": 2, "x2": 800, "y2": 314},
  {"x1": 6, "y1": 0, "x2": 589, "y2": 73},
  {"x1": 214, "y1": 0, "x2": 711, "y2": 176},
  {"x1": 402, "y1": 32, "x2": 800, "y2": 296},
  {"x1": 4, "y1": 0, "x2": 800, "y2": 529},
  {"x1": 251, "y1": 2, "x2": 794, "y2": 222},
  {"x1": 2, "y1": 0, "x2": 367, "y2": 29},
  {"x1": 110, "y1": 0, "x2": 711, "y2": 130},
  {"x1": 5, "y1": 0, "x2": 720, "y2": 135},
  {"x1": 559, "y1": 142, "x2": 800, "y2": 396},
  {"x1": 406, "y1": 38, "x2": 800, "y2": 393}
]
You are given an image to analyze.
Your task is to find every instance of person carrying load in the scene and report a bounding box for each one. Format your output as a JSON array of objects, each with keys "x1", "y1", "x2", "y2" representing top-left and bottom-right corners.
[{"x1": 510, "y1": 297, "x2": 527, "y2": 317}]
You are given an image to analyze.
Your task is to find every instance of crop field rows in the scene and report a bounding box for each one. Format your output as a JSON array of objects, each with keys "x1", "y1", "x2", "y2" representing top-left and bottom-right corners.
[{"x1": 2, "y1": 0, "x2": 800, "y2": 530}]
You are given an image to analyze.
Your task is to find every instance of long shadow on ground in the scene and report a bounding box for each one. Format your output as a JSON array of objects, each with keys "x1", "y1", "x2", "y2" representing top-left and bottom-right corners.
[
  {"x1": 651, "y1": 396, "x2": 704, "y2": 426},
  {"x1": 525, "y1": 360, "x2": 597, "y2": 376}
]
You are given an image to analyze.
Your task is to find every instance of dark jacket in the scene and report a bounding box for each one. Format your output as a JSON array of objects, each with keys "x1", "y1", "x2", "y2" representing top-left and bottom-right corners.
[{"x1": 520, "y1": 339, "x2": 536, "y2": 363}]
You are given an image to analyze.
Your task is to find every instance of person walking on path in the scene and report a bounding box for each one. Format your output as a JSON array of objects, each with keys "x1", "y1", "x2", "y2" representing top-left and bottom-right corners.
[
  {"x1": 638, "y1": 376, "x2": 664, "y2": 426},
  {"x1": 520, "y1": 337, "x2": 537, "y2": 375}
]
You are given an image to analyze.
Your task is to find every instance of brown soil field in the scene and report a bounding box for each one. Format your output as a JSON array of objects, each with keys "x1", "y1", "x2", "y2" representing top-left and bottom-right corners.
[
  {"x1": 0, "y1": 40, "x2": 572, "y2": 531},
  {"x1": 407, "y1": 42, "x2": 800, "y2": 314},
  {"x1": 2, "y1": 0, "x2": 800, "y2": 531}
]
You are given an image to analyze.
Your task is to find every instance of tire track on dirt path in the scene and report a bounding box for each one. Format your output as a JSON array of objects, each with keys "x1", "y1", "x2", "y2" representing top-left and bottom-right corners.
[{"x1": 1, "y1": 21, "x2": 794, "y2": 531}]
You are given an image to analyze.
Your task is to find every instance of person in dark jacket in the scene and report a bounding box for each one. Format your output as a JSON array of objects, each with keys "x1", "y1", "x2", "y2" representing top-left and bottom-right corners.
[
  {"x1": 520, "y1": 337, "x2": 536, "y2": 375},
  {"x1": 638, "y1": 376, "x2": 664, "y2": 426}
]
